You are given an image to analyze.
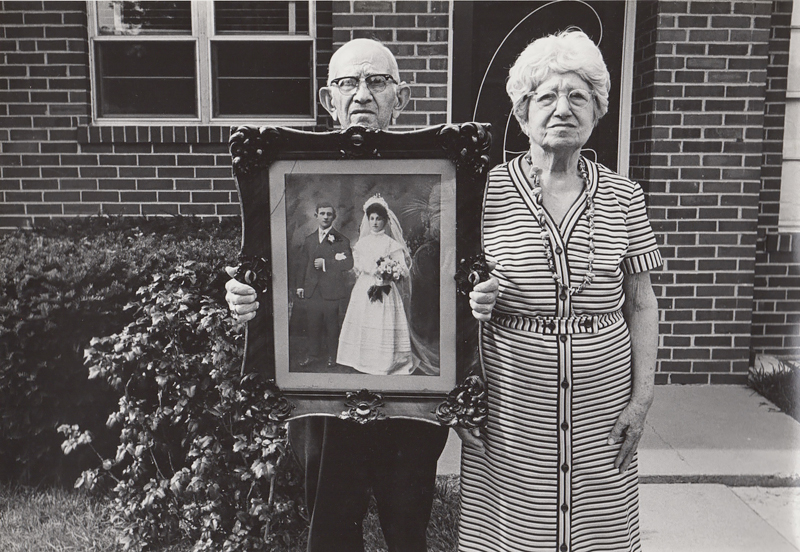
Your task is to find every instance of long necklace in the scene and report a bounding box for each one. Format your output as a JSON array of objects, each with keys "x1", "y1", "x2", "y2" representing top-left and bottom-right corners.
[{"x1": 524, "y1": 152, "x2": 596, "y2": 297}]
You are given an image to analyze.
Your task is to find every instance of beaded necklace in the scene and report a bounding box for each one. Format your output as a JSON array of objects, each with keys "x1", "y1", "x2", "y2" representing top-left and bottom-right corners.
[{"x1": 524, "y1": 152, "x2": 596, "y2": 297}]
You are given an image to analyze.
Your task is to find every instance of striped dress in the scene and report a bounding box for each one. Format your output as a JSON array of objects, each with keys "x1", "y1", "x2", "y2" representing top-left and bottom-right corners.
[{"x1": 459, "y1": 155, "x2": 662, "y2": 552}]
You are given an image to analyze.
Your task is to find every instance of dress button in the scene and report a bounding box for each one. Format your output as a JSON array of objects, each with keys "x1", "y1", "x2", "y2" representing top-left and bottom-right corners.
[
  {"x1": 561, "y1": 421, "x2": 569, "y2": 431},
  {"x1": 559, "y1": 335, "x2": 567, "y2": 343},
  {"x1": 561, "y1": 379, "x2": 569, "y2": 389},
  {"x1": 561, "y1": 503, "x2": 569, "y2": 512},
  {"x1": 559, "y1": 291, "x2": 567, "y2": 301},
  {"x1": 560, "y1": 544, "x2": 568, "y2": 552},
  {"x1": 556, "y1": 247, "x2": 563, "y2": 255},
  {"x1": 561, "y1": 463, "x2": 569, "y2": 472}
]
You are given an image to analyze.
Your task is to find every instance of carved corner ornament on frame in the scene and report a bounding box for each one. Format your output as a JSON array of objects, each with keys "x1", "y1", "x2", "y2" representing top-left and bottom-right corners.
[{"x1": 228, "y1": 123, "x2": 492, "y2": 429}]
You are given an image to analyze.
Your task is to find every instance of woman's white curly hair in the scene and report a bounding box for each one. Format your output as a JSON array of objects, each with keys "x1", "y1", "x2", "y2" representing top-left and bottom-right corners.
[{"x1": 507, "y1": 28, "x2": 611, "y2": 129}]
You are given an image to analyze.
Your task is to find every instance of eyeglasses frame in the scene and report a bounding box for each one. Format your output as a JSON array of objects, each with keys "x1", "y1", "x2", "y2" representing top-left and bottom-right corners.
[
  {"x1": 520, "y1": 87, "x2": 596, "y2": 111},
  {"x1": 329, "y1": 74, "x2": 398, "y2": 95}
]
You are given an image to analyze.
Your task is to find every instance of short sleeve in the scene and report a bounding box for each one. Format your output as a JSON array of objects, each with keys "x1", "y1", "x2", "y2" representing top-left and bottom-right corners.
[{"x1": 622, "y1": 182, "x2": 663, "y2": 274}]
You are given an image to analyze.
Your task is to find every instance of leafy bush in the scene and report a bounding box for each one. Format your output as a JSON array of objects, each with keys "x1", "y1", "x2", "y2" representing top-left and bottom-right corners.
[
  {"x1": 62, "y1": 260, "x2": 306, "y2": 551},
  {"x1": 0, "y1": 216, "x2": 239, "y2": 485}
]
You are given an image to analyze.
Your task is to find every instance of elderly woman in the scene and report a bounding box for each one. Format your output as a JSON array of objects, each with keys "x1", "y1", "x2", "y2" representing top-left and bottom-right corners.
[{"x1": 462, "y1": 30, "x2": 662, "y2": 552}]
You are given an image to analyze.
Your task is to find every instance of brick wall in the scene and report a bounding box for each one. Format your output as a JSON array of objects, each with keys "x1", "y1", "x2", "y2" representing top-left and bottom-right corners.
[
  {"x1": 1, "y1": 0, "x2": 797, "y2": 371},
  {"x1": 751, "y1": 0, "x2": 800, "y2": 356},
  {"x1": 0, "y1": 2, "x2": 336, "y2": 231},
  {"x1": 2, "y1": 1, "x2": 88, "y2": 228},
  {"x1": 630, "y1": 0, "x2": 774, "y2": 384},
  {"x1": 331, "y1": 0, "x2": 450, "y2": 129},
  {"x1": 0, "y1": 0, "x2": 450, "y2": 231}
]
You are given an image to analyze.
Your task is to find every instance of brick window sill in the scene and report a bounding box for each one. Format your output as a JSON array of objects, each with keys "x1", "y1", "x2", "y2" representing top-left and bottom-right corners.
[{"x1": 77, "y1": 124, "x2": 328, "y2": 145}]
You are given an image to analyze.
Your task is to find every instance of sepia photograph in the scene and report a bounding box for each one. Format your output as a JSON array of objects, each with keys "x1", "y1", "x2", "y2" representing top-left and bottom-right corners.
[{"x1": 268, "y1": 159, "x2": 458, "y2": 394}]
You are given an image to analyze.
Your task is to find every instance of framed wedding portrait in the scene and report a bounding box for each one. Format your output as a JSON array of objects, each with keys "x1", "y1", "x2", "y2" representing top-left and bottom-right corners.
[{"x1": 229, "y1": 124, "x2": 491, "y2": 423}]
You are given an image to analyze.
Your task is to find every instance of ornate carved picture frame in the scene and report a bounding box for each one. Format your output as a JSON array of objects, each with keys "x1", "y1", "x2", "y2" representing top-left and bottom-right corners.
[{"x1": 229, "y1": 123, "x2": 491, "y2": 427}]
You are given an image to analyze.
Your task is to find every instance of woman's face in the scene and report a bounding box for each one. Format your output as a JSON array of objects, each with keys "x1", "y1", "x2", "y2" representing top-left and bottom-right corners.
[
  {"x1": 369, "y1": 212, "x2": 386, "y2": 232},
  {"x1": 523, "y1": 71, "x2": 596, "y2": 155}
]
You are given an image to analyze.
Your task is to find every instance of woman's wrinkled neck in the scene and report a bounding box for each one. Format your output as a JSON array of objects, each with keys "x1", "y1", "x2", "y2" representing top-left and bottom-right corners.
[{"x1": 527, "y1": 143, "x2": 582, "y2": 177}]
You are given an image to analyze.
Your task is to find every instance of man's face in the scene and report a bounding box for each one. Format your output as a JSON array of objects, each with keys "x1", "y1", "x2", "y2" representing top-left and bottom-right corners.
[
  {"x1": 320, "y1": 41, "x2": 410, "y2": 130},
  {"x1": 316, "y1": 207, "x2": 335, "y2": 230}
]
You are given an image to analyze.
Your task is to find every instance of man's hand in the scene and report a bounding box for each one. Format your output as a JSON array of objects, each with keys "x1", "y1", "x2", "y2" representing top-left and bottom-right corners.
[
  {"x1": 314, "y1": 258, "x2": 325, "y2": 271},
  {"x1": 607, "y1": 399, "x2": 651, "y2": 473},
  {"x1": 296, "y1": 288, "x2": 305, "y2": 299},
  {"x1": 224, "y1": 266, "x2": 259, "y2": 323},
  {"x1": 454, "y1": 426, "x2": 486, "y2": 454}
]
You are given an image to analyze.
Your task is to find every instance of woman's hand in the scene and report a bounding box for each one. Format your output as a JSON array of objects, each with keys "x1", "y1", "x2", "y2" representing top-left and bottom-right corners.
[
  {"x1": 454, "y1": 426, "x2": 486, "y2": 454},
  {"x1": 607, "y1": 398, "x2": 652, "y2": 473},
  {"x1": 224, "y1": 266, "x2": 259, "y2": 323},
  {"x1": 469, "y1": 275, "x2": 499, "y2": 321}
]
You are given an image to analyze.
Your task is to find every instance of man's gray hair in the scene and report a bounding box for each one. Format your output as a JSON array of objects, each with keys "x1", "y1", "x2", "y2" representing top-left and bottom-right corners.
[{"x1": 326, "y1": 38, "x2": 401, "y2": 85}]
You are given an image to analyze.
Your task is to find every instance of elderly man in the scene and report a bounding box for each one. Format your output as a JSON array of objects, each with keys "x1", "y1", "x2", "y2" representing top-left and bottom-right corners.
[{"x1": 226, "y1": 38, "x2": 495, "y2": 552}]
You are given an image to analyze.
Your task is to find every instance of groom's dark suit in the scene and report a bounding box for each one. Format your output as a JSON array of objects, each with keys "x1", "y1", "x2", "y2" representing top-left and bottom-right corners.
[{"x1": 296, "y1": 227, "x2": 353, "y2": 360}]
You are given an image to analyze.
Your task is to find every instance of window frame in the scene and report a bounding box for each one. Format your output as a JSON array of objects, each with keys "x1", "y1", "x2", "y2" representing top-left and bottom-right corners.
[
  {"x1": 86, "y1": 1, "x2": 318, "y2": 126},
  {"x1": 779, "y1": 6, "x2": 800, "y2": 232}
]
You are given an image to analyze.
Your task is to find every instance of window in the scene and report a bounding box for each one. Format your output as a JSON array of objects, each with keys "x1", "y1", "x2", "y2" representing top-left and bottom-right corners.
[
  {"x1": 88, "y1": 1, "x2": 316, "y2": 124},
  {"x1": 780, "y1": 5, "x2": 800, "y2": 232}
]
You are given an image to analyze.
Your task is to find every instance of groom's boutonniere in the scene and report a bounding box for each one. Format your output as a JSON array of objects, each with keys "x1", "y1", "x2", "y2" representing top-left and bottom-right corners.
[{"x1": 327, "y1": 234, "x2": 336, "y2": 244}]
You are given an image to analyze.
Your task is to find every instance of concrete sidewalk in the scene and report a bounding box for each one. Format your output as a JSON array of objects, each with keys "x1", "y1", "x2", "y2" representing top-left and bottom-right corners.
[
  {"x1": 639, "y1": 385, "x2": 800, "y2": 481},
  {"x1": 436, "y1": 384, "x2": 800, "y2": 551}
]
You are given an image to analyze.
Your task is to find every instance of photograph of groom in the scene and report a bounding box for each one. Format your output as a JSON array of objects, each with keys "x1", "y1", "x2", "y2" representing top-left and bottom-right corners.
[{"x1": 292, "y1": 202, "x2": 353, "y2": 371}]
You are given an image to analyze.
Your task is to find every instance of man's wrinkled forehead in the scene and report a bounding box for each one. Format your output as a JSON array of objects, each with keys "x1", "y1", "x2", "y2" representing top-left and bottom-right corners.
[{"x1": 331, "y1": 60, "x2": 383, "y2": 80}]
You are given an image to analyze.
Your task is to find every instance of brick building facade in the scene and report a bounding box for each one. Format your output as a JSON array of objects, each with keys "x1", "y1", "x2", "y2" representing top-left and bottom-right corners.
[{"x1": 1, "y1": 0, "x2": 798, "y2": 383}]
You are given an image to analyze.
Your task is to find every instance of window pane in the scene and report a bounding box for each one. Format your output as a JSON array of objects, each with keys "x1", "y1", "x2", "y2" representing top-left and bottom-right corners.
[
  {"x1": 95, "y1": 41, "x2": 197, "y2": 117},
  {"x1": 214, "y1": 1, "x2": 309, "y2": 35},
  {"x1": 96, "y1": 1, "x2": 192, "y2": 36},
  {"x1": 212, "y1": 41, "x2": 313, "y2": 117}
]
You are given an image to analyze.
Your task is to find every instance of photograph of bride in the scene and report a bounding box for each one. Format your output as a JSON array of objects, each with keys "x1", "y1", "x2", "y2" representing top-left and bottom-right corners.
[{"x1": 336, "y1": 194, "x2": 415, "y2": 375}]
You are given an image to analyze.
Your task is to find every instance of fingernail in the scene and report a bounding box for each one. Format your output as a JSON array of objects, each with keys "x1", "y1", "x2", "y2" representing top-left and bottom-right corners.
[{"x1": 607, "y1": 438, "x2": 615, "y2": 445}]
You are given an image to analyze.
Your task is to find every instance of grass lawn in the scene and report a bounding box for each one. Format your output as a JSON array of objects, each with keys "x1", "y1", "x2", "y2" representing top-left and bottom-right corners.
[
  {"x1": 0, "y1": 476, "x2": 460, "y2": 552},
  {"x1": 750, "y1": 356, "x2": 800, "y2": 423},
  {"x1": 0, "y1": 484, "x2": 122, "y2": 552}
]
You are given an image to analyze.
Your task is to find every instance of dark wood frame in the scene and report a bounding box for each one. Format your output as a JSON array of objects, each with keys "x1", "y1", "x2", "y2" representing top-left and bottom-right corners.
[{"x1": 228, "y1": 123, "x2": 492, "y2": 427}]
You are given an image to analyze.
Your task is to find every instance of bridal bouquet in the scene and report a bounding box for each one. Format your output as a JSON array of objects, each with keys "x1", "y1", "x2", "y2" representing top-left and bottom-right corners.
[
  {"x1": 367, "y1": 257, "x2": 405, "y2": 302},
  {"x1": 376, "y1": 256, "x2": 405, "y2": 282}
]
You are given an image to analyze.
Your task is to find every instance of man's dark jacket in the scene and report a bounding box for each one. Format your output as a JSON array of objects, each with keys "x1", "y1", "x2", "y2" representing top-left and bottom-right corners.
[{"x1": 296, "y1": 228, "x2": 353, "y2": 300}]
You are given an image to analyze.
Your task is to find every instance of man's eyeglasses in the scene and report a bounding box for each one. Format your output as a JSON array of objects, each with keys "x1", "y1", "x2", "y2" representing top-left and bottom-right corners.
[
  {"x1": 527, "y1": 88, "x2": 594, "y2": 109},
  {"x1": 330, "y1": 74, "x2": 397, "y2": 94}
]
